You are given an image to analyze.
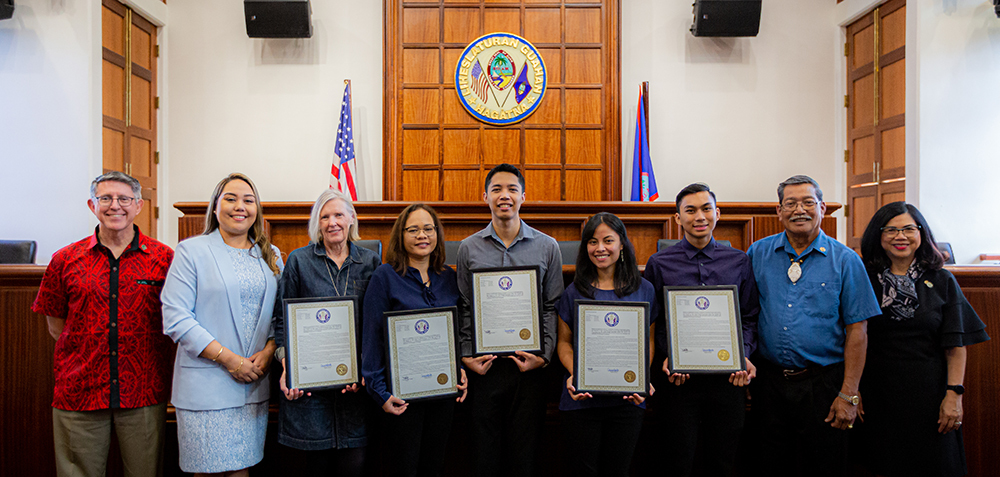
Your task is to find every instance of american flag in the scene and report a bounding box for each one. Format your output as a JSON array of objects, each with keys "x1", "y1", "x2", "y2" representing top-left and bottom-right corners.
[
  {"x1": 331, "y1": 81, "x2": 358, "y2": 200},
  {"x1": 470, "y1": 60, "x2": 491, "y2": 103}
]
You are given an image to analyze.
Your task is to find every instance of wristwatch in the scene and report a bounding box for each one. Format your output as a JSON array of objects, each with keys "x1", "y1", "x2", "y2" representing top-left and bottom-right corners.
[
  {"x1": 837, "y1": 392, "x2": 860, "y2": 405},
  {"x1": 946, "y1": 384, "x2": 965, "y2": 395}
]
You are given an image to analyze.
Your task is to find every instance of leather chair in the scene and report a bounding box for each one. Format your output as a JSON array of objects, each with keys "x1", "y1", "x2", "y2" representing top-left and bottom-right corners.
[
  {"x1": 354, "y1": 239, "x2": 382, "y2": 260},
  {"x1": 0, "y1": 240, "x2": 37, "y2": 264},
  {"x1": 937, "y1": 242, "x2": 955, "y2": 265},
  {"x1": 444, "y1": 241, "x2": 461, "y2": 266},
  {"x1": 558, "y1": 241, "x2": 580, "y2": 266},
  {"x1": 656, "y1": 238, "x2": 730, "y2": 251}
]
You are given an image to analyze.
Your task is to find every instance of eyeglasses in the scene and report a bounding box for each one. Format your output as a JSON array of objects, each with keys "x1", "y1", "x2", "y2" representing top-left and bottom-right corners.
[
  {"x1": 94, "y1": 195, "x2": 135, "y2": 207},
  {"x1": 881, "y1": 224, "x2": 921, "y2": 237},
  {"x1": 780, "y1": 199, "x2": 818, "y2": 211},
  {"x1": 404, "y1": 225, "x2": 436, "y2": 237}
]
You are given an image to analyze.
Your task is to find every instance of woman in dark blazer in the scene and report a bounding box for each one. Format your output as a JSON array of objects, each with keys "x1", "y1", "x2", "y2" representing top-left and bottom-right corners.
[
  {"x1": 856, "y1": 202, "x2": 989, "y2": 477},
  {"x1": 162, "y1": 173, "x2": 283, "y2": 476}
]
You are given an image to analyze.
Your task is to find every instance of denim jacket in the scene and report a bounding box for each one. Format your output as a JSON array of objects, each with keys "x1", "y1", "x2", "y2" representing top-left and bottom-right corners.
[{"x1": 274, "y1": 241, "x2": 381, "y2": 450}]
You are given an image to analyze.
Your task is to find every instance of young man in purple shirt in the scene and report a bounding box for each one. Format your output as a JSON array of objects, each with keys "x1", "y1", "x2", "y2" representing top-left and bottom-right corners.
[{"x1": 642, "y1": 183, "x2": 760, "y2": 477}]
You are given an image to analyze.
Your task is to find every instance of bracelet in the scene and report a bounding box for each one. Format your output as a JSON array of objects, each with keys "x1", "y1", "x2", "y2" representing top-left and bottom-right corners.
[
  {"x1": 229, "y1": 357, "x2": 244, "y2": 374},
  {"x1": 211, "y1": 346, "x2": 224, "y2": 362}
]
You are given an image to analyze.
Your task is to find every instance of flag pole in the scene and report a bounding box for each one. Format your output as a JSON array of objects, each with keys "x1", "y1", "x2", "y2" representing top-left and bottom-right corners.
[{"x1": 641, "y1": 81, "x2": 649, "y2": 134}]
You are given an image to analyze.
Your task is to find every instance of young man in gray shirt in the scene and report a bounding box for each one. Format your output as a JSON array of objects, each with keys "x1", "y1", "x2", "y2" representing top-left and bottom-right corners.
[{"x1": 456, "y1": 163, "x2": 564, "y2": 477}]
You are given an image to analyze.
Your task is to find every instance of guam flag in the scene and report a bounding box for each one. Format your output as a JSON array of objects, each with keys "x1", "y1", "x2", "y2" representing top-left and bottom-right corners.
[
  {"x1": 630, "y1": 87, "x2": 658, "y2": 202},
  {"x1": 513, "y1": 62, "x2": 532, "y2": 104}
]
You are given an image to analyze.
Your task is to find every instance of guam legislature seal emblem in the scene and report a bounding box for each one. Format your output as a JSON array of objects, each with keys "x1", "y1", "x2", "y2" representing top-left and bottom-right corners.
[{"x1": 455, "y1": 32, "x2": 547, "y2": 125}]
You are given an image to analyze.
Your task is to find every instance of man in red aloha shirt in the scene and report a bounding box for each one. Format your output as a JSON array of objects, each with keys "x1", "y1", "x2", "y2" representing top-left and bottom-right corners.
[{"x1": 32, "y1": 171, "x2": 174, "y2": 477}]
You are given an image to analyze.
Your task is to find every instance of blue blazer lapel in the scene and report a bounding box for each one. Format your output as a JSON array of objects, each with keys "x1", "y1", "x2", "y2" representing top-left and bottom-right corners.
[{"x1": 208, "y1": 231, "x2": 249, "y2": 355}]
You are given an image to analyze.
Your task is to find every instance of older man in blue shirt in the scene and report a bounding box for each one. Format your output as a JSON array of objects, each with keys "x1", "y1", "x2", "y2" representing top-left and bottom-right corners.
[
  {"x1": 747, "y1": 175, "x2": 880, "y2": 477},
  {"x1": 644, "y1": 183, "x2": 759, "y2": 477}
]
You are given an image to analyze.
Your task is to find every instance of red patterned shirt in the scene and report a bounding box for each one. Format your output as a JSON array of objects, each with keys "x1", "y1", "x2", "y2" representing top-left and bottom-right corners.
[{"x1": 32, "y1": 227, "x2": 174, "y2": 411}]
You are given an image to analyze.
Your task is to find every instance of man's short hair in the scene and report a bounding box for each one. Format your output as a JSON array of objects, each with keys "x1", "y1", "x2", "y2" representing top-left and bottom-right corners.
[
  {"x1": 90, "y1": 171, "x2": 142, "y2": 200},
  {"x1": 777, "y1": 175, "x2": 824, "y2": 203},
  {"x1": 675, "y1": 182, "x2": 717, "y2": 209},
  {"x1": 484, "y1": 163, "x2": 526, "y2": 192}
]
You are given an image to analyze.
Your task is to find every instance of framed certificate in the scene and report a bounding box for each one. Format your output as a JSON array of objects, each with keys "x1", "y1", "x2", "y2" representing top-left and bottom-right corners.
[
  {"x1": 470, "y1": 266, "x2": 542, "y2": 356},
  {"x1": 283, "y1": 296, "x2": 361, "y2": 391},
  {"x1": 664, "y1": 286, "x2": 745, "y2": 374},
  {"x1": 572, "y1": 300, "x2": 650, "y2": 396},
  {"x1": 385, "y1": 307, "x2": 461, "y2": 402}
]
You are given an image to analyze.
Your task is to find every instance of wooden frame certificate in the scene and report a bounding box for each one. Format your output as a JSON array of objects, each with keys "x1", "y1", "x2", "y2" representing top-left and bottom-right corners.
[
  {"x1": 385, "y1": 307, "x2": 461, "y2": 402},
  {"x1": 573, "y1": 300, "x2": 650, "y2": 396},
  {"x1": 471, "y1": 266, "x2": 542, "y2": 355},
  {"x1": 664, "y1": 286, "x2": 745, "y2": 374},
  {"x1": 283, "y1": 296, "x2": 360, "y2": 391}
]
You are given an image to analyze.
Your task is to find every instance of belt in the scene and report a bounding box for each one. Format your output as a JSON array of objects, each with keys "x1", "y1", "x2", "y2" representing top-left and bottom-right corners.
[{"x1": 764, "y1": 359, "x2": 842, "y2": 382}]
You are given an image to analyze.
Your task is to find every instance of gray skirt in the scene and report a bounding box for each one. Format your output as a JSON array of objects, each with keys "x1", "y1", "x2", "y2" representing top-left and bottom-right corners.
[{"x1": 176, "y1": 401, "x2": 268, "y2": 473}]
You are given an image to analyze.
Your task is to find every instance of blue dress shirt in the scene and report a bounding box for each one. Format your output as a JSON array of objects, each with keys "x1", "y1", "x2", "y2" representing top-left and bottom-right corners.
[
  {"x1": 643, "y1": 237, "x2": 759, "y2": 358},
  {"x1": 747, "y1": 230, "x2": 880, "y2": 369},
  {"x1": 362, "y1": 263, "x2": 460, "y2": 406}
]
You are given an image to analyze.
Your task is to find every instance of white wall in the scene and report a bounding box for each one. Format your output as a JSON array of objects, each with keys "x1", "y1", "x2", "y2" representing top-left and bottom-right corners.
[
  {"x1": 911, "y1": 0, "x2": 1000, "y2": 264},
  {"x1": 0, "y1": 0, "x2": 102, "y2": 263},
  {"x1": 621, "y1": 1, "x2": 842, "y2": 206},
  {"x1": 163, "y1": 0, "x2": 383, "y2": 248},
  {"x1": 7, "y1": 0, "x2": 997, "y2": 263}
]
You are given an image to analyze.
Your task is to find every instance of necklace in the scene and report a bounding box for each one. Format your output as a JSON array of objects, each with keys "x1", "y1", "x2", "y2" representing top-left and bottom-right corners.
[
  {"x1": 323, "y1": 255, "x2": 350, "y2": 297},
  {"x1": 788, "y1": 256, "x2": 804, "y2": 283}
]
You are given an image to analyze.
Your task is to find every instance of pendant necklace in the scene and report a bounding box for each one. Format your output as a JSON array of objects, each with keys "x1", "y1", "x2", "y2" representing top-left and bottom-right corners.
[
  {"x1": 324, "y1": 254, "x2": 350, "y2": 296},
  {"x1": 788, "y1": 256, "x2": 804, "y2": 283}
]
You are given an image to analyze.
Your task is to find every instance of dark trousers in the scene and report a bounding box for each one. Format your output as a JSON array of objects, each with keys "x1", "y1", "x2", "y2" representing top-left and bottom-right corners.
[
  {"x1": 654, "y1": 373, "x2": 745, "y2": 477},
  {"x1": 382, "y1": 398, "x2": 456, "y2": 477},
  {"x1": 561, "y1": 404, "x2": 644, "y2": 477},
  {"x1": 466, "y1": 359, "x2": 547, "y2": 477},
  {"x1": 279, "y1": 444, "x2": 366, "y2": 476},
  {"x1": 752, "y1": 359, "x2": 850, "y2": 477}
]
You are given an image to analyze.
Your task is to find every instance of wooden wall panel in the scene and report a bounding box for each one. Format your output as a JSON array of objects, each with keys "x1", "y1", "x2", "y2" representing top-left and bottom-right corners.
[
  {"x1": 845, "y1": 0, "x2": 906, "y2": 250},
  {"x1": 385, "y1": 0, "x2": 621, "y2": 201},
  {"x1": 0, "y1": 266, "x2": 56, "y2": 477}
]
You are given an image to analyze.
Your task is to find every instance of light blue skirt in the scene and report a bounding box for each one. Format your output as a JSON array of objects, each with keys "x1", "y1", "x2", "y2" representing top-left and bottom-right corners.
[{"x1": 176, "y1": 402, "x2": 268, "y2": 473}]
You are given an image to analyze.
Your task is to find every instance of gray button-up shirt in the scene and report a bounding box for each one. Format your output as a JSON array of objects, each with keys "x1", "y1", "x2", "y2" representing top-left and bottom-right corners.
[{"x1": 456, "y1": 220, "x2": 564, "y2": 361}]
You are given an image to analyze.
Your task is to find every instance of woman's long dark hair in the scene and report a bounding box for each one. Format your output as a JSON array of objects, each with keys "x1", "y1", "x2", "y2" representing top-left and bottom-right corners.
[
  {"x1": 860, "y1": 201, "x2": 944, "y2": 274},
  {"x1": 574, "y1": 212, "x2": 642, "y2": 298}
]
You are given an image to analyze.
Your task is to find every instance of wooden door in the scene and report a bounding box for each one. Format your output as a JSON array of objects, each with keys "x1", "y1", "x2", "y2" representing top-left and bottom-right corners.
[
  {"x1": 384, "y1": 0, "x2": 621, "y2": 202},
  {"x1": 845, "y1": 0, "x2": 905, "y2": 250},
  {"x1": 102, "y1": 0, "x2": 159, "y2": 238}
]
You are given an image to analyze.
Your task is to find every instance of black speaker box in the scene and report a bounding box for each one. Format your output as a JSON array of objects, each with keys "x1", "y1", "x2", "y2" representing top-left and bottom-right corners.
[
  {"x1": 245, "y1": 0, "x2": 312, "y2": 38},
  {"x1": 1, "y1": 0, "x2": 15, "y2": 21},
  {"x1": 690, "y1": 0, "x2": 762, "y2": 37}
]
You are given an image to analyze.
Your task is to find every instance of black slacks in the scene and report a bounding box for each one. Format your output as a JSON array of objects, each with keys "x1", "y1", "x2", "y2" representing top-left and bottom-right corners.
[
  {"x1": 382, "y1": 398, "x2": 456, "y2": 477},
  {"x1": 466, "y1": 359, "x2": 547, "y2": 477},
  {"x1": 561, "y1": 404, "x2": 645, "y2": 477},
  {"x1": 654, "y1": 373, "x2": 746, "y2": 477},
  {"x1": 752, "y1": 359, "x2": 850, "y2": 477}
]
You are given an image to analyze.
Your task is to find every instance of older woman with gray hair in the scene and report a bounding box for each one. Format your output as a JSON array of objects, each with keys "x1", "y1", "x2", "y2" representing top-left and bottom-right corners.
[{"x1": 273, "y1": 188, "x2": 381, "y2": 475}]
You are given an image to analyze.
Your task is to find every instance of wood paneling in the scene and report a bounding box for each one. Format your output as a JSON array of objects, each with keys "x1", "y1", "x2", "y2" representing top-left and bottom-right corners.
[
  {"x1": 102, "y1": 0, "x2": 158, "y2": 238},
  {"x1": 385, "y1": 0, "x2": 621, "y2": 201},
  {"x1": 0, "y1": 266, "x2": 56, "y2": 477},
  {"x1": 845, "y1": 0, "x2": 905, "y2": 250}
]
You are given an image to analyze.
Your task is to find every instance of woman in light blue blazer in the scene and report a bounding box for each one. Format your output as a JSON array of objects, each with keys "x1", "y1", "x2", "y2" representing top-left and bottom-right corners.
[{"x1": 162, "y1": 173, "x2": 283, "y2": 476}]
